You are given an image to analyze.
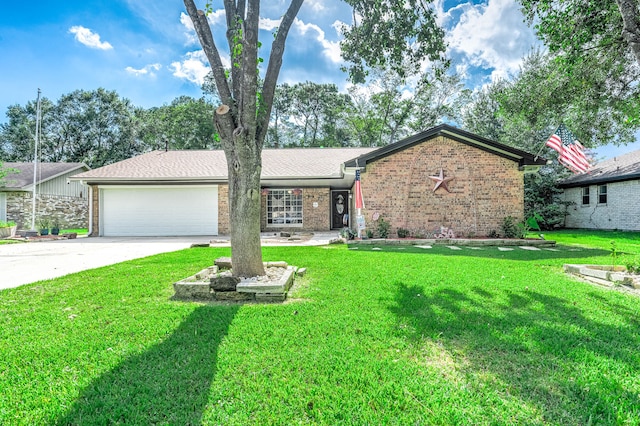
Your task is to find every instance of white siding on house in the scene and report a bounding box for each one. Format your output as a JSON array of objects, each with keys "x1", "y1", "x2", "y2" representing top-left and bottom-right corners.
[
  {"x1": 38, "y1": 170, "x2": 88, "y2": 198},
  {"x1": 564, "y1": 180, "x2": 640, "y2": 230},
  {"x1": 100, "y1": 185, "x2": 218, "y2": 236}
]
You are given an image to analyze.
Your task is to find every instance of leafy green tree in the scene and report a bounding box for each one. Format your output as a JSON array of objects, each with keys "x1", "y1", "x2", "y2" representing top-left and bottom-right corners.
[
  {"x1": 518, "y1": 0, "x2": 640, "y2": 80},
  {"x1": 0, "y1": 161, "x2": 18, "y2": 187},
  {"x1": 1, "y1": 89, "x2": 141, "y2": 168},
  {"x1": 139, "y1": 96, "x2": 218, "y2": 151},
  {"x1": 524, "y1": 165, "x2": 573, "y2": 230},
  {"x1": 184, "y1": 0, "x2": 447, "y2": 277}
]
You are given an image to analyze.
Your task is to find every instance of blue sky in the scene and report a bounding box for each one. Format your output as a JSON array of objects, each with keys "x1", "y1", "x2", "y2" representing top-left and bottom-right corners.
[{"x1": 1, "y1": 0, "x2": 638, "y2": 159}]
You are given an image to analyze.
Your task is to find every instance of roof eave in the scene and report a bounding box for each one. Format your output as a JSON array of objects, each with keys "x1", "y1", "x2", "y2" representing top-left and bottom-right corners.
[
  {"x1": 344, "y1": 124, "x2": 546, "y2": 168},
  {"x1": 559, "y1": 172, "x2": 640, "y2": 188}
]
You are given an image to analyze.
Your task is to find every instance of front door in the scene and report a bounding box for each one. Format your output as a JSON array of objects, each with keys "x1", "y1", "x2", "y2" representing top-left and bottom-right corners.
[{"x1": 331, "y1": 190, "x2": 349, "y2": 229}]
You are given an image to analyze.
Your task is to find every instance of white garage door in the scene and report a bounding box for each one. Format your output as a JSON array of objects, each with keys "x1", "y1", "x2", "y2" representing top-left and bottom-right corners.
[{"x1": 101, "y1": 186, "x2": 218, "y2": 236}]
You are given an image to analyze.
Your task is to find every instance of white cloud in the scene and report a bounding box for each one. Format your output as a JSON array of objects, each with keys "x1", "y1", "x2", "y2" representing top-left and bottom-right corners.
[
  {"x1": 305, "y1": 0, "x2": 327, "y2": 14},
  {"x1": 293, "y1": 18, "x2": 342, "y2": 64},
  {"x1": 180, "y1": 12, "x2": 198, "y2": 45},
  {"x1": 125, "y1": 63, "x2": 161, "y2": 77},
  {"x1": 68, "y1": 26, "x2": 113, "y2": 50},
  {"x1": 171, "y1": 50, "x2": 231, "y2": 85},
  {"x1": 171, "y1": 51, "x2": 210, "y2": 85},
  {"x1": 260, "y1": 17, "x2": 281, "y2": 31},
  {"x1": 438, "y1": 0, "x2": 538, "y2": 81}
]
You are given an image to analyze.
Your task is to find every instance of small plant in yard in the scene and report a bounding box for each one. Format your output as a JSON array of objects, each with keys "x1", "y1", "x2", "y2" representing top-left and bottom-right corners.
[
  {"x1": 622, "y1": 255, "x2": 640, "y2": 274},
  {"x1": 0, "y1": 220, "x2": 16, "y2": 228},
  {"x1": 376, "y1": 216, "x2": 390, "y2": 239},
  {"x1": 610, "y1": 240, "x2": 619, "y2": 269},
  {"x1": 500, "y1": 216, "x2": 521, "y2": 238},
  {"x1": 487, "y1": 229, "x2": 499, "y2": 238},
  {"x1": 339, "y1": 227, "x2": 356, "y2": 240},
  {"x1": 366, "y1": 229, "x2": 374, "y2": 239},
  {"x1": 397, "y1": 227, "x2": 410, "y2": 238}
]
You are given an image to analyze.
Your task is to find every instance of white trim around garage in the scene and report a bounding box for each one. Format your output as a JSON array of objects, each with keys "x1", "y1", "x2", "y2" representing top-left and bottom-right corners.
[
  {"x1": 99, "y1": 185, "x2": 218, "y2": 236},
  {"x1": 0, "y1": 192, "x2": 6, "y2": 222}
]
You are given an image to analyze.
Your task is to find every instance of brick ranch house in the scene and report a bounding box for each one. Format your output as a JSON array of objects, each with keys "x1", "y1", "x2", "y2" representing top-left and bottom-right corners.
[
  {"x1": 70, "y1": 124, "x2": 546, "y2": 237},
  {"x1": 559, "y1": 148, "x2": 640, "y2": 231},
  {"x1": 1, "y1": 162, "x2": 89, "y2": 229}
]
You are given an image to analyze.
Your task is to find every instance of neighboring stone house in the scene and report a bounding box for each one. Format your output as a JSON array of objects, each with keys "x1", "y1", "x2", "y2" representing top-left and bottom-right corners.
[
  {"x1": 0, "y1": 162, "x2": 90, "y2": 229},
  {"x1": 70, "y1": 124, "x2": 545, "y2": 237},
  {"x1": 559, "y1": 149, "x2": 640, "y2": 231}
]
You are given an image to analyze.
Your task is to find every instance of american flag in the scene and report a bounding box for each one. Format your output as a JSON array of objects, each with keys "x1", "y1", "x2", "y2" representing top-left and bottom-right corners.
[
  {"x1": 354, "y1": 169, "x2": 364, "y2": 209},
  {"x1": 545, "y1": 124, "x2": 590, "y2": 174}
]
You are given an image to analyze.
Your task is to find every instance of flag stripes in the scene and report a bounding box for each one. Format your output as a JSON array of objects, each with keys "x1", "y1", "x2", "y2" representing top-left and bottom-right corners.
[{"x1": 545, "y1": 125, "x2": 590, "y2": 174}]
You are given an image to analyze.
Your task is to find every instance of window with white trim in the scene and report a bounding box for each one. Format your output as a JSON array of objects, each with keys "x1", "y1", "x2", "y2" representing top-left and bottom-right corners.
[
  {"x1": 598, "y1": 184, "x2": 607, "y2": 204},
  {"x1": 266, "y1": 189, "x2": 303, "y2": 227},
  {"x1": 581, "y1": 186, "x2": 590, "y2": 205}
]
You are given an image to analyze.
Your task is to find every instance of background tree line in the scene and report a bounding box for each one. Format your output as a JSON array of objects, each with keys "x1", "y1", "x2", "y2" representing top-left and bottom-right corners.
[{"x1": 2, "y1": 0, "x2": 639, "y2": 231}]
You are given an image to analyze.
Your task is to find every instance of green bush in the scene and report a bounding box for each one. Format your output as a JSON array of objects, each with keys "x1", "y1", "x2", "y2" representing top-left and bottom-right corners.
[
  {"x1": 0, "y1": 220, "x2": 16, "y2": 228},
  {"x1": 397, "y1": 227, "x2": 410, "y2": 238},
  {"x1": 501, "y1": 216, "x2": 520, "y2": 239},
  {"x1": 377, "y1": 217, "x2": 390, "y2": 239}
]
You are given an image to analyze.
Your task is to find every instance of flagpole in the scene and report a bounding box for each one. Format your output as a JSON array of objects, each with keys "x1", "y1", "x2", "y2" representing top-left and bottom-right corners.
[
  {"x1": 30, "y1": 88, "x2": 41, "y2": 231},
  {"x1": 534, "y1": 125, "x2": 560, "y2": 161}
]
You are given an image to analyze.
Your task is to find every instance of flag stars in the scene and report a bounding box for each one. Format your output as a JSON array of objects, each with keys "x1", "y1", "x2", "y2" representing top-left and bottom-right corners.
[{"x1": 429, "y1": 168, "x2": 454, "y2": 192}]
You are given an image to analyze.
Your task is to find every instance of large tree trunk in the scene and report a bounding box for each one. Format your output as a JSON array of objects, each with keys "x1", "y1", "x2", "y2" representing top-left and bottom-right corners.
[
  {"x1": 615, "y1": 0, "x2": 640, "y2": 65},
  {"x1": 226, "y1": 141, "x2": 264, "y2": 277}
]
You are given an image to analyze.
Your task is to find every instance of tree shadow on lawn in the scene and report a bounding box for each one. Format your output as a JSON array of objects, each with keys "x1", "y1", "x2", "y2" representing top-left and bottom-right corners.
[
  {"x1": 54, "y1": 304, "x2": 238, "y2": 425},
  {"x1": 390, "y1": 282, "x2": 640, "y2": 423}
]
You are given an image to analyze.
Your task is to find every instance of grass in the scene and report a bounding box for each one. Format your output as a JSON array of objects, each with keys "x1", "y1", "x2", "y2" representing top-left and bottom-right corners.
[
  {"x1": 60, "y1": 228, "x2": 88, "y2": 235},
  {"x1": 0, "y1": 231, "x2": 639, "y2": 424}
]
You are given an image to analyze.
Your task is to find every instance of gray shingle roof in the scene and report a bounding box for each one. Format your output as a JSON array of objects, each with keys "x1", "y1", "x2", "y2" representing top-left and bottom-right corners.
[
  {"x1": 559, "y1": 149, "x2": 640, "y2": 188},
  {"x1": 1, "y1": 162, "x2": 88, "y2": 190},
  {"x1": 71, "y1": 148, "x2": 377, "y2": 182}
]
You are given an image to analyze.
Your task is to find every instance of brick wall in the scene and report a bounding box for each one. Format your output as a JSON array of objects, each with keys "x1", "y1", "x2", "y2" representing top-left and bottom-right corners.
[
  {"x1": 302, "y1": 187, "x2": 330, "y2": 231},
  {"x1": 218, "y1": 184, "x2": 230, "y2": 234},
  {"x1": 260, "y1": 187, "x2": 330, "y2": 232},
  {"x1": 354, "y1": 136, "x2": 524, "y2": 237},
  {"x1": 90, "y1": 185, "x2": 99, "y2": 236},
  {"x1": 563, "y1": 180, "x2": 640, "y2": 230},
  {"x1": 6, "y1": 191, "x2": 88, "y2": 230}
]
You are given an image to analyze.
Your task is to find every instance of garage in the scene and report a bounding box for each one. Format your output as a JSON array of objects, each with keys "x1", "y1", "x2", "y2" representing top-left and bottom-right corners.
[{"x1": 100, "y1": 185, "x2": 218, "y2": 236}]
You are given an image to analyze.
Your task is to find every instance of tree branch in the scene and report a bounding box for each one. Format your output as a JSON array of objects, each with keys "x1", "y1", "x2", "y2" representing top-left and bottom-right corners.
[
  {"x1": 183, "y1": 0, "x2": 235, "y2": 132},
  {"x1": 258, "y1": 0, "x2": 304, "y2": 144},
  {"x1": 615, "y1": 0, "x2": 640, "y2": 66}
]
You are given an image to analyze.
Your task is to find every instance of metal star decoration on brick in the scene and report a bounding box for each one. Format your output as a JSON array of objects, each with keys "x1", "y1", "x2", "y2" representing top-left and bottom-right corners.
[{"x1": 428, "y1": 168, "x2": 454, "y2": 192}]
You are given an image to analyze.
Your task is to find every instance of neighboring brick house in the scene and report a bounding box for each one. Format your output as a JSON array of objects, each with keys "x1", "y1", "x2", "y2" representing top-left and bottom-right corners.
[
  {"x1": 0, "y1": 162, "x2": 90, "y2": 229},
  {"x1": 559, "y1": 149, "x2": 640, "y2": 231},
  {"x1": 70, "y1": 124, "x2": 545, "y2": 237}
]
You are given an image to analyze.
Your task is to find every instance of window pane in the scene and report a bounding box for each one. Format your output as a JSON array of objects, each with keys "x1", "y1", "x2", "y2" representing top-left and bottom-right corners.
[
  {"x1": 581, "y1": 187, "x2": 590, "y2": 205},
  {"x1": 266, "y1": 189, "x2": 303, "y2": 227},
  {"x1": 598, "y1": 185, "x2": 607, "y2": 204}
]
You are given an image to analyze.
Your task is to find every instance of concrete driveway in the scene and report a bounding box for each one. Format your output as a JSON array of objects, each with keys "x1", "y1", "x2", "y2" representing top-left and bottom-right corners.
[
  {"x1": 0, "y1": 236, "x2": 214, "y2": 290},
  {"x1": 0, "y1": 232, "x2": 340, "y2": 291}
]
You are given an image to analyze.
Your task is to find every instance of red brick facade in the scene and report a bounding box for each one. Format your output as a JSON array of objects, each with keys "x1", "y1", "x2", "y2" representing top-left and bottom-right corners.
[
  {"x1": 258, "y1": 187, "x2": 331, "y2": 232},
  {"x1": 352, "y1": 136, "x2": 524, "y2": 238}
]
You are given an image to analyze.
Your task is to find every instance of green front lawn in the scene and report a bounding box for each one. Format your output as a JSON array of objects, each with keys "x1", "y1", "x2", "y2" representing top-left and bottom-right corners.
[{"x1": 1, "y1": 232, "x2": 639, "y2": 425}]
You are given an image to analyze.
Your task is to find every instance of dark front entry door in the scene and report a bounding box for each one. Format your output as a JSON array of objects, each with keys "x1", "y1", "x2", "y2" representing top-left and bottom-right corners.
[{"x1": 331, "y1": 190, "x2": 349, "y2": 229}]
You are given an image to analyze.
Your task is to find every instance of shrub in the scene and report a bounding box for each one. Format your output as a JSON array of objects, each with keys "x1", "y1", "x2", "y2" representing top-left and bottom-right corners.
[
  {"x1": 397, "y1": 227, "x2": 410, "y2": 238},
  {"x1": 501, "y1": 216, "x2": 520, "y2": 239},
  {"x1": 376, "y1": 217, "x2": 390, "y2": 239},
  {"x1": 0, "y1": 220, "x2": 16, "y2": 228}
]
